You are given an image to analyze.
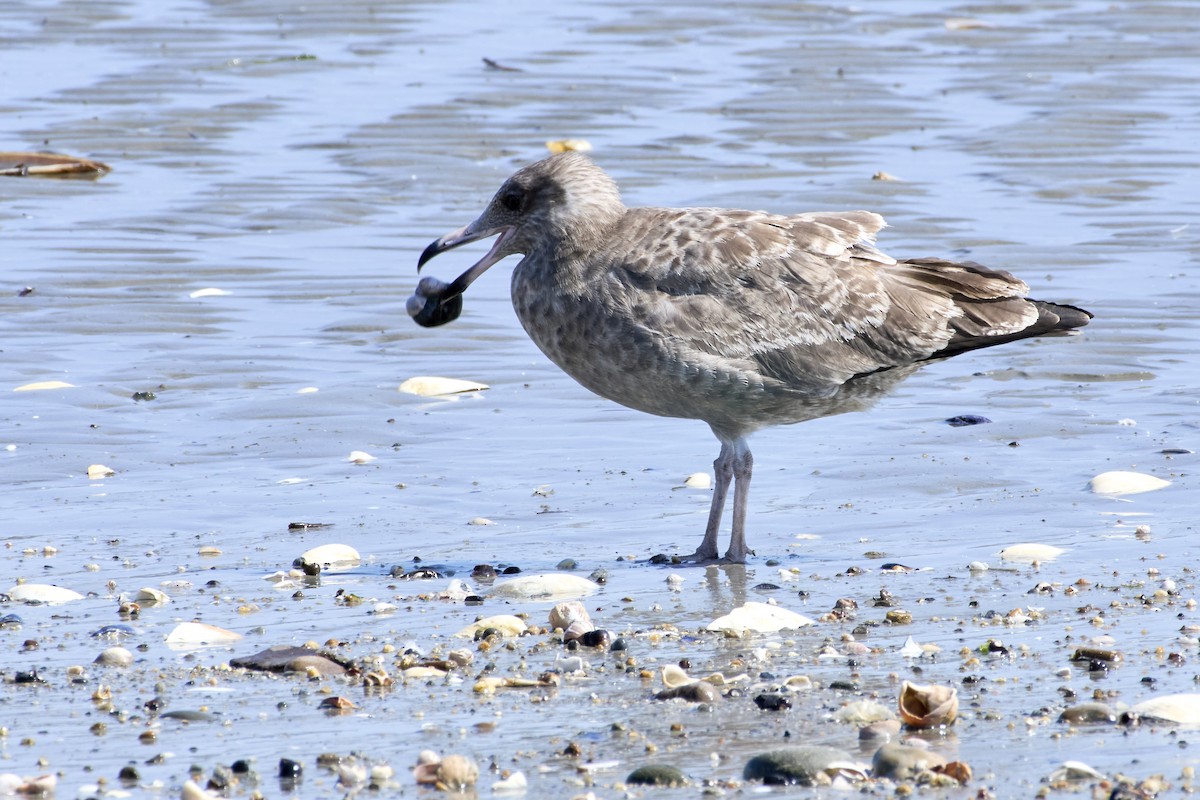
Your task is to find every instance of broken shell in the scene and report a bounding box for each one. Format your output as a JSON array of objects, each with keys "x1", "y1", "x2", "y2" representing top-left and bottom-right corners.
[
  {"x1": 347, "y1": 450, "x2": 376, "y2": 464},
  {"x1": 14, "y1": 380, "x2": 75, "y2": 392},
  {"x1": 998, "y1": 543, "x2": 1065, "y2": 563},
  {"x1": 683, "y1": 472, "x2": 711, "y2": 489},
  {"x1": 87, "y1": 464, "x2": 116, "y2": 479},
  {"x1": 898, "y1": 681, "x2": 958, "y2": 728},
  {"x1": 134, "y1": 587, "x2": 170, "y2": 605},
  {"x1": 455, "y1": 614, "x2": 527, "y2": 638},
  {"x1": 1089, "y1": 470, "x2": 1171, "y2": 496},
  {"x1": 661, "y1": 664, "x2": 694, "y2": 689},
  {"x1": 436, "y1": 755, "x2": 479, "y2": 790},
  {"x1": 707, "y1": 602, "x2": 814, "y2": 635},
  {"x1": 7, "y1": 583, "x2": 84, "y2": 604},
  {"x1": 548, "y1": 601, "x2": 591, "y2": 631},
  {"x1": 399, "y1": 376, "x2": 489, "y2": 396},
  {"x1": 165, "y1": 622, "x2": 243, "y2": 648},
  {"x1": 299, "y1": 543, "x2": 361, "y2": 568},
  {"x1": 491, "y1": 573, "x2": 599, "y2": 600}
]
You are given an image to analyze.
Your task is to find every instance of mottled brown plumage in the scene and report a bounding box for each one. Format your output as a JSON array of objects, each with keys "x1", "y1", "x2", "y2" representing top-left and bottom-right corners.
[{"x1": 412, "y1": 152, "x2": 1091, "y2": 563}]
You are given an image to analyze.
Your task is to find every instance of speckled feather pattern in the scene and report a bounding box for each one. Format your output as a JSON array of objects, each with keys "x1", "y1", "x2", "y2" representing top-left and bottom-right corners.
[{"x1": 503, "y1": 153, "x2": 1084, "y2": 440}]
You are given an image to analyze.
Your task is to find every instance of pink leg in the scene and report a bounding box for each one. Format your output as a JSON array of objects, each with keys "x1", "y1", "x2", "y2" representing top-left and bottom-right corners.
[
  {"x1": 687, "y1": 443, "x2": 733, "y2": 561},
  {"x1": 724, "y1": 444, "x2": 754, "y2": 563}
]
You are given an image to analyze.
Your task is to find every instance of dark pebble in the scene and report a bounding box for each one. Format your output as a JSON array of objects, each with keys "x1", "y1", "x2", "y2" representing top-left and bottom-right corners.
[
  {"x1": 578, "y1": 629, "x2": 611, "y2": 648},
  {"x1": 161, "y1": 710, "x2": 216, "y2": 722},
  {"x1": 231, "y1": 760, "x2": 253, "y2": 774},
  {"x1": 208, "y1": 765, "x2": 233, "y2": 790},
  {"x1": 655, "y1": 682, "x2": 718, "y2": 703},
  {"x1": 91, "y1": 624, "x2": 136, "y2": 639},
  {"x1": 626, "y1": 764, "x2": 687, "y2": 787},
  {"x1": 609, "y1": 637, "x2": 627, "y2": 652},
  {"x1": 648, "y1": 553, "x2": 671, "y2": 564},
  {"x1": 743, "y1": 746, "x2": 855, "y2": 785},
  {"x1": 14, "y1": 670, "x2": 44, "y2": 684},
  {"x1": 1058, "y1": 702, "x2": 1117, "y2": 724},
  {"x1": 278, "y1": 758, "x2": 302, "y2": 779},
  {"x1": 556, "y1": 558, "x2": 577, "y2": 570},
  {"x1": 0, "y1": 614, "x2": 23, "y2": 629},
  {"x1": 752, "y1": 583, "x2": 781, "y2": 591},
  {"x1": 464, "y1": 595, "x2": 485, "y2": 606},
  {"x1": 754, "y1": 693, "x2": 791, "y2": 711},
  {"x1": 501, "y1": 565, "x2": 522, "y2": 575},
  {"x1": 828, "y1": 680, "x2": 859, "y2": 691},
  {"x1": 471, "y1": 564, "x2": 497, "y2": 579},
  {"x1": 945, "y1": 414, "x2": 991, "y2": 427},
  {"x1": 589, "y1": 569, "x2": 608, "y2": 584},
  {"x1": 131, "y1": 390, "x2": 157, "y2": 402}
]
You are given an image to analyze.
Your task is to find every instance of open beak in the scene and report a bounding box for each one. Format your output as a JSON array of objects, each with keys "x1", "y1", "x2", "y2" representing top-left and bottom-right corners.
[
  {"x1": 418, "y1": 222, "x2": 515, "y2": 297},
  {"x1": 408, "y1": 221, "x2": 515, "y2": 328}
]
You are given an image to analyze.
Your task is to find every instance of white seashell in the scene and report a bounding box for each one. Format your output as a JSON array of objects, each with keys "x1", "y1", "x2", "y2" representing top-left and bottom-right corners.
[
  {"x1": 372, "y1": 602, "x2": 398, "y2": 615},
  {"x1": 188, "y1": 287, "x2": 230, "y2": 299},
  {"x1": 1129, "y1": 693, "x2": 1200, "y2": 725},
  {"x1": 492, "y1": 771, "x2": 528, "y2": 793},
  {"x1": 94, "y1": 646, "x2": 134, "y2": 667},
  {"x1": 1089, "y1": 470, "x2": 1171, "y2": 496},
  {"x1": 278, "y1": 477, "x2": 304, "y2": 485},
  {"x1": 684, "y1": 472, "x2": 711, "y2": 489},
  {"x1": 399, "y1": 376, "x2": 489, "y2": 396},
  {"x1": 198, "y1": 546, "x2": 222, "y2": 556},
  {"x1": 898, "y1": 636, "x2": 924, "y2": 659},
  {"x1": 347, "y1": 450, "x2": 376, "y2": 464},
  {"x1": 706, "y1": 601, "x2": 814, "y2": 635},
  {"x1": 491, "y1": 573, "x2": 599, "y2": 600},
  {"x1": 135, "y1": 587, "x2": 170, "y2": 605},
  {"x1": 297, "y1": 387, "x2": 319, "y2": 394},
  {"x1": 13, "y1": 380, "x2": 75, "y2": 392},
  {"x1": 835, "y1": 699, "x2": 894, "y2": 724},
  {"x1": 442, "y1": 580, "x2": 473, "y2": 601},
  {"x1": 555, "y1": 655, "x2": 588, "y2": 675},
  {"x1": 456, "y1": 614, "x2": 528, "y2": 638},
  {"x1": 467, "y1": 517, "x2": 494, "y2": 526},
  {"x1": 1048, "y1": 761, "x2": 1106, "y2": 781},
  {"x1": 661, "y1": 664, "x2": 694, "y2": 689},
  {"x1": 782, "y1": 675, "x2": 813, "y2": 690},
  {"x1": 300, "y1": 543, "x2": 361, "y2": 567},
  {"x1": 967, "y1": 561, "x2": 989, "y2": 572},
  {"x1": 181, "y1": 778, "x2": 220, "y2": 799},
  {"x1": 8, "y1": 583, "x2": 84, "y2": 604},
  {"x1": 549, "y1": 601, "x2": 591, "y2": 631},
  {"x1": 337, "y1": 762, "x2": 368, "y2": 786},
  {"x1": 165, "y1": 622, "x2": 243, "y2": 648},
  {"x1": 999, "y1": 543, "x2": 1065, "y2": 563},
  {"x1": 87, "y1": 464, "x2": 115, "y2": 479}
]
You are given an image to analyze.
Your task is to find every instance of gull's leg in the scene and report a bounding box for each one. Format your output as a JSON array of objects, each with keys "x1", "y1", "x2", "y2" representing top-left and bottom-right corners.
[
  {"x1": 724, "y1": 440, "x2": 754, "y2": 563},
  {"x1": 688, "y1": 442, "x2": 732, "y2": 561}
]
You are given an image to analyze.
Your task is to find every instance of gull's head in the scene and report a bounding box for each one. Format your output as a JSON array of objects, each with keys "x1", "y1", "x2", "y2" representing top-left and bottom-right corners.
[{"x1": 409, "y1": 152, "x2": 624, "y2": 328}]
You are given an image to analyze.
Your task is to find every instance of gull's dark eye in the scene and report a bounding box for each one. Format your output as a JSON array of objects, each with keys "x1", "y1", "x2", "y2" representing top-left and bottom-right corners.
[{"x1": 499, "y1": 184, "x2": 525, "y2": 212}]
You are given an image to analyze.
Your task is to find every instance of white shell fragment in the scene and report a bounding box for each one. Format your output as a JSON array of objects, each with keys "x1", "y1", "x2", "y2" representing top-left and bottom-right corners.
[
  {"x1": 999, "y1": 543, "x2": 1065, "y2": 563},
  {"x1": 492, "y1": 771, "x2": 528, "y2": 793},
  {"x1": 188, "y1": 287, "x2": 231, "y2": 299},
  {"x1": 456, "y1": 615, "x2": 528, "y2": 638},
  {"x1": 299, "y1": 543, "x2": 361, "y2": 567},
  {"x1": 491, "y1": 573, "x2": 600, "y2": 600},
  {"x1": 7, "y1": 583, "x2": 85, "y2": 604},
  {"x1": 684, "y1": 472, "x2": 712, "y2": 489},
  {"x1": 165, "y1": 622, "x2": 244, "y2": 648},
  {"x1": 13, "y1": 380, "x2": 76, "y2": 392},
  {"x1": 1088, "y1": 470, "x2": 1171, "y2": 496},
  {"x1": 1129, "y1": 694, "x2": 1200, "y2": 725},
  {"x1": 182, "y1": 778, "x2": 221, "y2": 799},
  {"x1": 87, "y1": 464, "x2": 116, "y2": 479},
  {"x1": 95, "y1": 646, "x2": 134, "y2": 667},
  {"x1": 706, "y1": 601, "x2": 815, "y2": 635},
  {"x1": 135, "y1": 587, "x2": 170, "y2": 605},
  {"x1": 399, "y1": 376, "x2": 489, "y2": 396},
  {"x1": 347, "y1": 450, "x2": 376, "y2": 464}
]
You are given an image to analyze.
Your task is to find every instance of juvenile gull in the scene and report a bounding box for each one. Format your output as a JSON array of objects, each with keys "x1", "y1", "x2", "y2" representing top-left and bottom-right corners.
[{"x1": 411, "y1": 153, "x2": 1091, "y2": 563}]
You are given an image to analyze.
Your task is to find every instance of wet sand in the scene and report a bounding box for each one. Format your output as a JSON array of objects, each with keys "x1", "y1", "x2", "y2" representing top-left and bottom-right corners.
[{"x1": 2, "y1": 0, "x2": 1199, "y2": 796}]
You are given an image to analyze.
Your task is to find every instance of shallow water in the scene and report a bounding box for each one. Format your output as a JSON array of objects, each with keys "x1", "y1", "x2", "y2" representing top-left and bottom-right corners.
[{"x1": 2, "y1": 0, "x2": 1200, "y2": 796}]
